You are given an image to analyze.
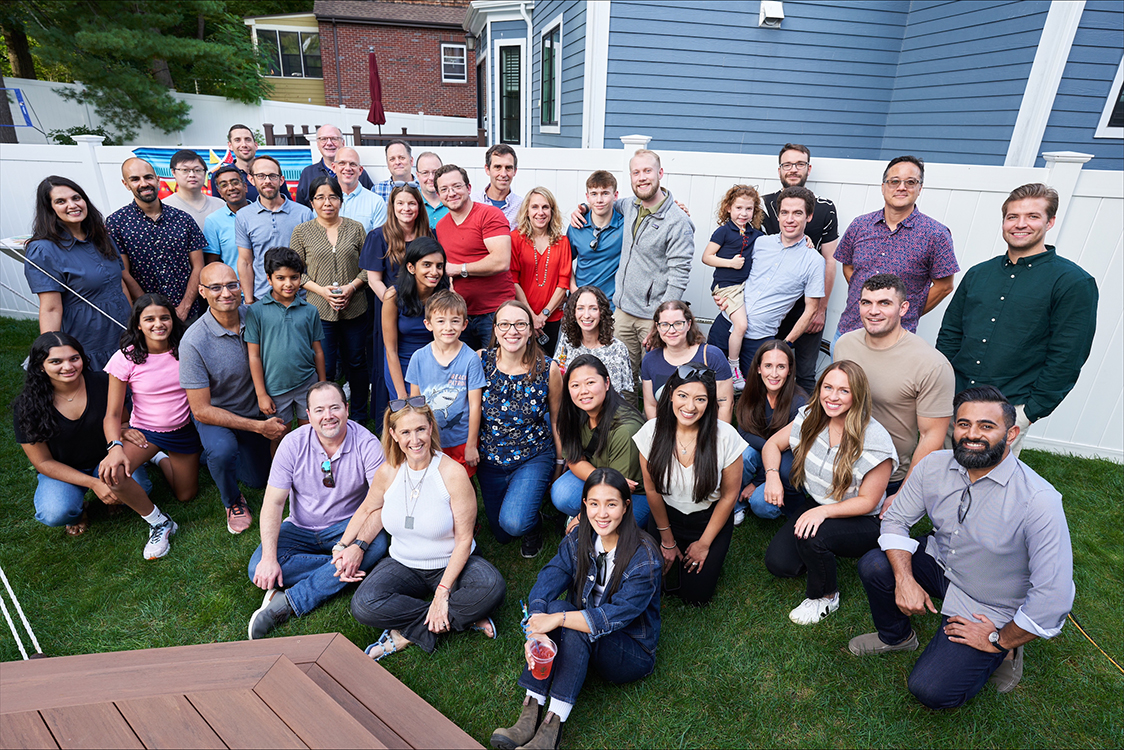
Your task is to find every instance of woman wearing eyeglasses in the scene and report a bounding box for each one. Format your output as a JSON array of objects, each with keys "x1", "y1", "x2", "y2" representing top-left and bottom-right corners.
[
  {"x1": 290, "y1": 176, "x2": 370, "y2": 421},
  {"x1": 509, "y1": 187, "x2": 572, "y2": 355},
  {"x1": 761, "y1": 360, "x2": 897, "y2": 625},
  {"x1": 478, "y1": 300, "x2": 564, "y2": 559},
  {"x1": 553, "y1": 285, "x2": 634, "y2": 403},
  {"x1": 348, "y1": 398, "x2": 506, "y2": 660},
  {"x1": 382, "y1": 237, "x2": 450, "y2": 399},
  {"x1": 641, "y1": 300, "x2": 733, "y2": 423},
  {"x1": 635, "y1": 364, "x2": 747, "y2": 605}
]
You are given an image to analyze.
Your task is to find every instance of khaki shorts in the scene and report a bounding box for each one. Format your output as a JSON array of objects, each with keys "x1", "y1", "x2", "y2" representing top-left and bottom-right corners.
[{"x1": 712, "y1": 283, "x2": 745, "y2": 314}]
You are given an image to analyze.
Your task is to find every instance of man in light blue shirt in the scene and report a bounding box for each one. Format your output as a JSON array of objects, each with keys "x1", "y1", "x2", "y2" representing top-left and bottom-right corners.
[
  {"x1": 204, "y1": 164, "x2": 250, "y2": 270},
  {"x1": 470, "y1": 144, "x2": 522, "y2": 229},
  {"x1": 333, "y1": 147, "x2": 387, "y2": 234},
  {"x1": 373, "y1": 140, "x2": 420, "y2": 201},
  {"x1": 236, "y1": 155, "x2": 314, "y2": 303}
]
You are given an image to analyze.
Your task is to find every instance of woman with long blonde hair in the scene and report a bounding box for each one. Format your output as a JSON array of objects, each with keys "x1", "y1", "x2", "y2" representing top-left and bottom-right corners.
[
  {"x1": 760, "y1": 360, "x2": 897, "y2": 625},
  {"x1": 510, "y1": 186, "x2": 572, "y2": 355}
]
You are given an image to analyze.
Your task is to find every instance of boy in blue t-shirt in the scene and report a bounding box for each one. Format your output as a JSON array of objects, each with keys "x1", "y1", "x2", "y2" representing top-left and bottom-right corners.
[
  {"x1": 246, "y1": 247, "x2": 325, "y2": 449},
  {"x1": 701, "y1": 185, "x2": 765, "y2": 391},
  {"x1": 405, "y1": 290, "x2": 485, "y2": 476},
  {"x1": 566, "y1": 170, "x2": 624, "y2": 309}
]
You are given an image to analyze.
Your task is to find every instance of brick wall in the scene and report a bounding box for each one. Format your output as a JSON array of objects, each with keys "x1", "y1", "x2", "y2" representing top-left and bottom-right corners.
[{"x1": 320, "y1": 21, "x2": 476, "y2": 119}]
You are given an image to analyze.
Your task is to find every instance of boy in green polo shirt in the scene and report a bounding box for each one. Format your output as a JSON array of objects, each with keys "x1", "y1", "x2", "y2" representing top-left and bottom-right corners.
[{"x1": 246, "y1": 247, "x2": 326, "y2": 451}]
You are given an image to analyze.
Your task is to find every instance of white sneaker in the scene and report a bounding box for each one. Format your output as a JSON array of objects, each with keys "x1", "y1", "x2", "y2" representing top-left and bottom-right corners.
[
  {"x1": 733, "y1": 509, "x2": 746, "y2": 526},
  {"x1": 789, "y1": 592, "x2": 840, "y2": 625},
  {"x1": 143, "y1": 518, "x2": 178, "y2": 560},
  {"x1": 730, "y1": 361, "x2": 746, "y2": 392}
]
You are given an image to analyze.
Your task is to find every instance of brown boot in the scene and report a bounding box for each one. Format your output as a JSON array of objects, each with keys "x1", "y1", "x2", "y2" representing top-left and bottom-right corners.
[
  {"x1": 517, "y1": 711, "x2": 563, "y2": 749},
  {"x1": 490, "y1": 696, "x2": 542, "y2": 749}
]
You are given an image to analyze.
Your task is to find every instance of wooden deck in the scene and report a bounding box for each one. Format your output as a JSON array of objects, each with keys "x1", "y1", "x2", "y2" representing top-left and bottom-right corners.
[{"x1": 0, "y1": 633, "x2": 482, "y2": 750}]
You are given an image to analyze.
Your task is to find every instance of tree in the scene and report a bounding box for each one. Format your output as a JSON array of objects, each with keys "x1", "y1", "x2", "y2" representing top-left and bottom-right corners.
[{"x1": 18, "y1": 1, "x2": 274, "y2": 141}]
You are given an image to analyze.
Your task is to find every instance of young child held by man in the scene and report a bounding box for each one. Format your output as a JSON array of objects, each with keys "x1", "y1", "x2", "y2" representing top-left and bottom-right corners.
[
  {"x1": 246, "y1": 246, "x2": 326, "y2": 452},
  {"x1": 702, "y1": 184, "x2": 765, "y2": 392},
  {"x1": 405, "y1": 290, "x2": 485, "y2": 476}
]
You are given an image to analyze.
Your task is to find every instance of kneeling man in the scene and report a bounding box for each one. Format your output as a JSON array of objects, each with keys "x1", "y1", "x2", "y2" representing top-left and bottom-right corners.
[
  {"x1": 848, "y1": 386, "x2": 1073, "y2": 709},
  {"x1": 248, "y1": 381, "x2": 389, "y2": 638}
]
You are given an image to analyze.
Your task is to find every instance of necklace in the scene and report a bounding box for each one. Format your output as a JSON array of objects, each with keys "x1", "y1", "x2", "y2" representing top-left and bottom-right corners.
[
  {"x1": 676, "y1": 437, "x2": 696, "y2": 455},
  {"x1": 403, "y1": 459, "x2": 432, "y2": 530},
  {"x1": 532, "y1": 237, "x2": 553, "y2": 288}
]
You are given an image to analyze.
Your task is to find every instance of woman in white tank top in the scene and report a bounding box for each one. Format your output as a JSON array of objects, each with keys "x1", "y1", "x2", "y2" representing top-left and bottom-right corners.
[{"x1": 348, "y1": 398, "x2": 506, "y2": 659}]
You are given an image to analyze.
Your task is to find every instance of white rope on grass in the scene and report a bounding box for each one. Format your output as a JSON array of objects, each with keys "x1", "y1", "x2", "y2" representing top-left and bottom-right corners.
[
  {"x1": 0, "y1": 590, "x2": 28, "y2": 660},
  {"x1": 0, "y1": 564, "x2": 41, "y2": 655}
]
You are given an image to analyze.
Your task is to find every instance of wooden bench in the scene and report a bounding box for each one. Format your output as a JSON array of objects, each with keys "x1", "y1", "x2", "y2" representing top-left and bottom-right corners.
[{"x1": 0, "y1": 633, "x2": 481, "y2": 749}]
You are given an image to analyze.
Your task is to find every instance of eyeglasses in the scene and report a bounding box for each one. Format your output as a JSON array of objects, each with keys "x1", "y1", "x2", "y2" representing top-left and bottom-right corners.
[
  {"x1": 438, "y1": 183, "x2": 467, "y2": 195},
  {"x1": 780, "y1": 161, "x2": 809, "y2": 171},
  {"x1": 389, "y1": 180, "x2": 413, "y2": 188},
  {"x1": 321, "y1": 459, "x2": 335, "y2": 488},
  {"x1": 656, "y1": 319, "x2": 689, "y2": 332},
  {"x1": 216, "y1": 176, "x2": 244, "y2": 188},
  {"x1": 883, "y1": 178, "x2": 922, "y2": 189},
  {"x1": 174, "y1": 167, "x2": 206, "y2": 176},
  {"x1": 675, "y1": 362, "x2": 716, "y2": 384},
  {"x1": 251, "y1": 173, "x2": 284, "y2": 182},
  {"x1": 389, "y1": 396, "x2": 427, "y2": 412},
  {"x1": 495, "y1": 320, "x2": 530, "y2": 332},
  {"x1": 317, "y1": 136, "x2": 344, "y2": 143},
  {"x1": 957, "y1": 485, "x2": 972, "y2": 524},
  {"x1": 203, "y1": 282, "x2": 241, "y2": 293},
  {"x1": 312, "y1": 194, "x2": 342, "y2": 203}
]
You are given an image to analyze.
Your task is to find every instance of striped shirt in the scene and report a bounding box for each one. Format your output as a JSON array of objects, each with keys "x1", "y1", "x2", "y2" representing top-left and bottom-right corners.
[
  {"x1": 288, "y1": 217, "x2": 368, "y2": 321},
  {"x1": 789, "y1": 405, "x2": 898, "y2": 513}
]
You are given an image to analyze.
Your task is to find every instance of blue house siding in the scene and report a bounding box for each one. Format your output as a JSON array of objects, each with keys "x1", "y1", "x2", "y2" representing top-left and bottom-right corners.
[
  {"x1": 602, "y1": 0, "x2": 909, "y2": 156},
  {"x1": 879, "y1": 1, "x2": 1049, "y2": 165},
  {"x1": 1038, "y1": 0, "x2": 1124, "y2": 171},
  {"x1": 531, "y1": 0, "x2": 585, "y2": 148}
]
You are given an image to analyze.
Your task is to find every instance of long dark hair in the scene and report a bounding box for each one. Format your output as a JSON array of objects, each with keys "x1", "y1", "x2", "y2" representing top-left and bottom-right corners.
[
  {"x1": 119, "y1": 293, "x2": 186, "y2": 364},
  {"x1": 559, "y1": 354, "x2": 642, "y2": 464},
  {"x1": 12, "y1": 332, "x2": 90, "y2": 444},
  {"x1": 394, "y1": 237, "x2": 450, "y2": 317},
  {"x1": 382, "y1": 185, "x2": 432, "y2": 270},
  {"x1": 647, "y1": 366, "x2": 721, "y2": 504},
  {"x1": 560, "y1": 285, "x2": 614, "y2": 348},
  {"x1": 488, "y1": 299, "x2": 548, "y2": 383},
  {"x1": 30, "y1": 176, "x2": 117, "y2": 260},
  {"x1": 572, "y1": 468, "x2": 659, "y2": 601},
  {"x1": 735, "y1": 339, "x2": 803, "y2": 439}
]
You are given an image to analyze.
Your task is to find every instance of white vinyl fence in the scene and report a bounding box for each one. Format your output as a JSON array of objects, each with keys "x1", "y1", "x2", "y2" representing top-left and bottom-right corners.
[{"x1": 0, "y1": 137, "x2": 1119, "y2": 461}]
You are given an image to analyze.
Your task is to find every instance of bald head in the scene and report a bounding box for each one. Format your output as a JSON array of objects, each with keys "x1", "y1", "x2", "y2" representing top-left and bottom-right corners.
[
  {"x1": 316, "y1": 124, "x2": 344, "y2": 162},
  {"x1": 332, "y1": 147, "x2": 364, "y2": 191},
  {"x1": 200, "y1": 263, "x2": 236, "y2": 286},
  {"x1": 120, "y1": 158, "x2": 159, "y2": 204},
  {"x1": 198, "y1": 263, "x2": 242, "y2": 311}
]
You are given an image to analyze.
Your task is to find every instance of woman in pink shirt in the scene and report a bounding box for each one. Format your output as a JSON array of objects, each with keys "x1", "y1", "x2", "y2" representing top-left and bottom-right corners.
[{"x1": 102, "y1": 293, "x2": 201, "y2": 505}]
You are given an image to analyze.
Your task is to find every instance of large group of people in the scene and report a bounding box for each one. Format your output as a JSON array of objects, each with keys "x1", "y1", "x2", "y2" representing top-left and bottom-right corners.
[{"x1": 12, "y1": 127, "x2": 1097, "y2": 734}]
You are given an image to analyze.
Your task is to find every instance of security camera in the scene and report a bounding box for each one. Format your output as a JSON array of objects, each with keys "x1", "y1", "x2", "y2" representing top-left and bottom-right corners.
[{"x1": 759, "y1": 1, "x2": 784, "y2": 28}]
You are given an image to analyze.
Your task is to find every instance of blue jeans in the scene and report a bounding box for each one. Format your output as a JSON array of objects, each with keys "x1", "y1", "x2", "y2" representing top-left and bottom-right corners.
[
  {"x1": 462, "y1": 312, "x2": 496, "y2": 351},
  {"x1": 518, "y1": 599, "x2": 655, "y2": 704},
  {"x1": 736, "y1": 445, "x2": 802, "y2": 520},
  {"x1": 247, "y1": 518, "x2": 389, "y2": 617},
  {"x1": 551, "y1": 470, "x2": 650, "y2": 528},
  {"x1": 33, "y1": 465, "x2": 153, "y2": 527},
  {"x1": 322, "y1": 315, "x2": 370, "y2": 421},
  {"x1": 477, "y1": 451, "x2": 554, "y2": 543},
  {"x1": 705, "y1": 318, "x2": 773, "y2": 385},
  {"x1": 195, "y1": 419, "x2": 272, "y2": 509},
  {"x1": 856, "y1": 538, "x2": 1008, "y2": 709}
]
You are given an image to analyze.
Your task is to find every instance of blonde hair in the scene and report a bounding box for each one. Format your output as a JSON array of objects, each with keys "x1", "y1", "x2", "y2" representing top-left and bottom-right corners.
[
  {"x1": 631, "y1": 149, "x2": 661, "y2": 169},
  {"x1": 381, "y1": 403, "x2": 442, "y2": 468},
  {"x1": 515, "y1": 186, "x2": 563, "y2": 247},
  {"x1": 716, "y1": 184, "x2": 764, "y2": 230}
]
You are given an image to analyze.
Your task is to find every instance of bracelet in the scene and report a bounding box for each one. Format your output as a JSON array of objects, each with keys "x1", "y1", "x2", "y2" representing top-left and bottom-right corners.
[
  {"x1": 656, "y1": 525, "x2": 670, "y2": 531},
  {"x1": 555, "y1": 458, "x2": 566, "y2": 465},
  {"x1": 437, "y1": 583, "x2": 450, "y2": 592},
  {"x1": 349, "y1": 538, "x2": 370, "y2": 552},
  {"x1": 332, "y1": 542, "x2": 347, "y2": 553},
  {"x1": 561, "y1": 611, "x2": 567, "y2": 627},
  {"x1": 661, "y1": 542, "x2": 677, "y2": 550},
  {"x1": 765, "y1": 467, "x2": 780, "y2": 474}
]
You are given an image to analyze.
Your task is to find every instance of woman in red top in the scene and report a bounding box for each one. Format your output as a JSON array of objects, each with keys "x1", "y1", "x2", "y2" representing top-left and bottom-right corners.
[{"x1": 510, "y1": 187, "x2": 572, "y2": 355}]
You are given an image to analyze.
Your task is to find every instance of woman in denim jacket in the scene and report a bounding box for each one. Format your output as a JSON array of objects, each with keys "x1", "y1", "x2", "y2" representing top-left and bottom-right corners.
[{"x1": 490, "y1": 468, "x2": 661, "y2": 750}]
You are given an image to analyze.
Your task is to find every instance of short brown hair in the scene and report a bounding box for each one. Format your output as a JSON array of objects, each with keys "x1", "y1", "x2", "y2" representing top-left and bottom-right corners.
[
  {"x1": 778, "y1": 143, "x2": 810, "y2": 162},
  {"x1": 1001, "y1": 183, "x2": 1059, "y2": 220},
  {"x1": 435, "y1": 164, "x2": 469, "y2": 189},
  {"x1": 776, "y1": 185, "x2": 815, "y2": 216},
  {"x1": 426, "y1": 289, "x2": 467, "y2": 320},
  {"x1": 586, "y1": 170, "x2": 617, "y2": 192},
  {"x1": 485, "y1": 143, "x2": 517, "y2": 168},
  {"x1": 650, "y1": 300, "x2": 704, "y2": 349}
]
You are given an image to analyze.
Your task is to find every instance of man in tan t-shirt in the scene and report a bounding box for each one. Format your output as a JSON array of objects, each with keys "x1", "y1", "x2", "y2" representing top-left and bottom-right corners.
[{"x1": 835, "y1": 273, "x2": 954, "y2": 518}]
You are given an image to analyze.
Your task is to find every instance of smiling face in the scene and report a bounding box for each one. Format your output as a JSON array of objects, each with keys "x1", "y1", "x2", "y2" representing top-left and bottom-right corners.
[
  {"x1": 198, "y1": 263, "x2": 242, "y2": 313},
  {"x1": 1002, "y1": 197, "x2": 1055, "y2": 254},
  {"x1": 729, "y1": 195, "x2": 756, "y2": 229},
  {"x1": 416, "y1": 153, "x2": 442, "y2": 196},
  {"x1": 757, "y1": 349, "x2": 790, "y2": 395},
  {"x1": 585, "y1": 185, "x2": 617, "y2": 218},
  {"x1": 859, "y1": 287, "x2": 908, "y2": 339},
  {"x1": 121, "y1": 159, "x2": 159, "y2": 204},
  {"x1": 629, "y1": 153, "x2": 662, "y2": 202},
  {"x1": 332, "y1": 148, "x2": 363, "y2": 190},
  {"x1": 776, "y1": 196, "x2": 809, "y2": 244},
  {"x1": 250, "y1": 158, "x2": 282, "y2": 201},
  {"x1": 583, "y1": 482, "x2": 627, "y2": 540},
  {"x1": 527, "y1": 192, "x2": 552, "y2": 233},
  {"x1": 881, "y1": 161, "x2": 923, "y2": 212},
  {"x1": 138, "y1": 304, "x2": 173, "y2": 345},
  {"x1": 316, "y1": 125, "x2": 343, "y2": 161},
  {"x1": 818, "y1": 367, "x2": 853, "y2": 420},
  {"x1": 49, "y1": 186, "x2": 87, "y2": 229},
  {"x1": 778, "y1": 148, "x2": 811, "y2": 187},
  {"x1": 656, "y1": 308, "x2": 689, "y2": 347},
  {"x1": 269, "y1": 266, "x2": 302, "y2": 301},
  {"x1": 390, "y1": 410, "x2": 433, "y2": 462},
  {"x1": 214, "y1": 170, "x2": 247, "y2": 206},
  {"x1": 308, "y1": 386, "x2": 349, "y2": 442},
  {"x1": 953, "y1": 401, "x2": 1013, "y2": 470},
  {"x1": 228, "y1": 127, "x2": 257, "y2": 164},
  {"x1": 311, "y1": 184, "x2": 340, "y2": 220},
  {"x1": 567, "y1": 364, "x2": 609, "y2": 417},
  {"x1": 386, "y1": 143, "x2": 413, "y2": 181},
  {"x1": 573, "y1": 291, "x2": 601, "y2": 333},
  {"x1": 393, "y1": 191, "x2": 420, "y2": 228},
  {"x1": 424, "y1": 307, "x2": 467, "y2": 343},
  {"x1": 43, "y1": 345, "x2": 83, "y2": 386},
  {"x1": 408, "y1": 252, "x2": 446, "y2": 291},
  {"x1": 494, "y1": 305, "x2": 532, "y2": 353},
  {"x1": 436, "y1": 171, "x2": 470, "y2": 212},
  {"x1": 485, "y1": 152, "x2": 517, "y2": 194},
  {"x1": 672, "y1": 382, "x2": 709, "y2": 427}
]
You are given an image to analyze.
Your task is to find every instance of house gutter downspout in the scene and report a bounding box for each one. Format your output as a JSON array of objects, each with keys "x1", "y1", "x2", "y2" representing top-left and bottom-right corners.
[{"x1": 520, "y1": 1, "x2": 532, "y2": 147}]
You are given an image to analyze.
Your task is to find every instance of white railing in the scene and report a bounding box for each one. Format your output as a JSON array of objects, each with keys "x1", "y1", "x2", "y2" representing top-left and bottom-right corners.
[{"x1": 1, "y1": 137, "x2": 1119, "y2": 461}]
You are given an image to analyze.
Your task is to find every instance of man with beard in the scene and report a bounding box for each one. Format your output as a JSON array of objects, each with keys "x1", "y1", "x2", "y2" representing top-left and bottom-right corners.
[
  {"x1": 108, "y1": 157, "x2": 206, "y2": 321},
  {"x1": 203, "y1": 165, "x2": 251, "y2": 268},
  {"x1": 847, "y1": 386, "x2": 1073, "y2": 709},
  {"x1": 210, "y1": 124, "x2": 292, "y2": 203},
  {"x1": 247, "y1": 381, "x2": 388, "y2": 639},
  {"x1": 936, "y1": 183, "x2": 1098, "y2": 457},
  {"x1": 235, "y1": 155, "x2": 313, "y2": 304}
]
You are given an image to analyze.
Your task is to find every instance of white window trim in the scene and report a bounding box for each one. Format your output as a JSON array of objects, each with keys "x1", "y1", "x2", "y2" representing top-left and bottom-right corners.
[
  {"x1": 581, "y1": 1, "x2": 611, "y2": 148},
  {"x1": 494, "y1": 38, "x2": 526, "y2": 148},
  {"x1": 441, "y1": 43, "x2": 468, "y2": 84},
  {"x1": 1094, "y1": 56, "x2": 1124, "y2": 139},
  {"x1": 252, "y1": 27, "x2": 322, "y2": 79},
  {"x1": 538, "y1": 13, "x2": 563, "y2": 135}
]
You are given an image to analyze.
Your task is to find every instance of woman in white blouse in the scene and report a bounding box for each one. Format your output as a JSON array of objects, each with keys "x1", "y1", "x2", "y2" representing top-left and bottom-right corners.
[
  {"x1": 635, "y1": 363, "x2": 746, "y2": 606},
  {"x1": 344, "y1": 398, "x2": 506, "y2": 658}
]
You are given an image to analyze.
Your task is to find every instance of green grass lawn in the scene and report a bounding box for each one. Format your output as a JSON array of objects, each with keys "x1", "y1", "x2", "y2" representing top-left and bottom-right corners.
[{"x1": 0, "y1": 316, "x2": 1120, "y2": 748}]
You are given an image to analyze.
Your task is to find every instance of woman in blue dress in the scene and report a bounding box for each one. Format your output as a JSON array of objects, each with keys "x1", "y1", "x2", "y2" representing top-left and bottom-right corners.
[{"x1": 382, "y1": 237, "x2": 450, "y2": 399}]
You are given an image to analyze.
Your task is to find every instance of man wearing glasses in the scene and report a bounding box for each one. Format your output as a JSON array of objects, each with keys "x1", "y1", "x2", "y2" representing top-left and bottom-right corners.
[
  {"x1": 210, "y1": 124, "x2": 293, "y2": 203},
  {"x1": 203, "y1": 165, "x2": 251, "y2": 268},
  {"x1": 566, "y1": 170, "x2": 624, "y2": 309},
  {"x1": 415, "y1": 151, "x2": 448, "y2": 225},
  {"x1": 235, "y1": 155, "x2": 313, "y2": 303},
  {"x1": 833, "y1": 155, "x2": 959, "y2": 340},
  {"x1": 247, "y1": 381, "x2": 388, "y2": 640},
  {"x1": 164, "y1": 149, "x2": 225, "y2": 231},
  {"x1": 295, "y1": 124, "x2": 374, "y2": 207},
  {"x1": 374, "y1": 140, "x2": 421, "y2": 201},
  {"x1": 334, "y1": 146, "x2": 387, "y2": 234},
  {"x1": 848, "y1": 386, "x2": 1073, "y2": 708}
]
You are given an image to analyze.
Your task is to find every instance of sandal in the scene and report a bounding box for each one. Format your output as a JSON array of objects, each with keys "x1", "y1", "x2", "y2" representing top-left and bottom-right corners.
[
  {"x1": 65, "y1": 510, "x2": 89, "y2": 536},
  {"x1": 471, "y1": 617, "x2": 497, "y2": 639},
  {"x1": 365, "y1": 629, "x2": 404, "y2": 661}
]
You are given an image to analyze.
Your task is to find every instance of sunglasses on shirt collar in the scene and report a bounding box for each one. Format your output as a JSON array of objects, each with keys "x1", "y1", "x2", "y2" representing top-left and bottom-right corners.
[{"x1": 675, "y1": 362, "x2": 716, "y2": 385}]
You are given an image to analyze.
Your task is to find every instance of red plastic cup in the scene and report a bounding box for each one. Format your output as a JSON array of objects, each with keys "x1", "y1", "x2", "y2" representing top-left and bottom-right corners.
[{"x1": 529, "y1": 636, "x2": 557, "y2": 680}]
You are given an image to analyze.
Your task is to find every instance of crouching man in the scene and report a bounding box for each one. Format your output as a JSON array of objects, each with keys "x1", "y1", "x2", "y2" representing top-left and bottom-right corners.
[
  {"x1": 847, "y1": 385, "x2": 1073, "y2": 709},
  {"x1": 247, "y1": 381, "x2": 389, "y2": 638}
]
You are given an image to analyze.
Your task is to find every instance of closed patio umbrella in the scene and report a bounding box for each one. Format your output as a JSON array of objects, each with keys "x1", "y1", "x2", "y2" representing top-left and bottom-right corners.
[{"x1": 367, "y1": 52, "x2": 386, "y2": 135}]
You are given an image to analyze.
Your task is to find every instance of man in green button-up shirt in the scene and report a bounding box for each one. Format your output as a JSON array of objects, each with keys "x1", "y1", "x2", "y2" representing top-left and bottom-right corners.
[{"x1": 936, "y1": 183, "x2": 1098, "y2": 457}]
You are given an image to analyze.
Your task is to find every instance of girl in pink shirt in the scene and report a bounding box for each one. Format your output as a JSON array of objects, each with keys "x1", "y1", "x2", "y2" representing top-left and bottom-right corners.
[{"x1": 103, "y1": 294, "x2": 201, "y2": 504}]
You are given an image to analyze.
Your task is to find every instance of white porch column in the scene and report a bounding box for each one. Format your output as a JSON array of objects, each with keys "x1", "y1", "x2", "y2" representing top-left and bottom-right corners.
[
  {"x1": 72, "y1": 134, "x2": 109, "y2": 211},
  {"x1": 619, "y1": 134, "x2": 652, "y2": 183},
  {"x1": 1042, "y1": 150, "x2": 1093, "y2": 245}
]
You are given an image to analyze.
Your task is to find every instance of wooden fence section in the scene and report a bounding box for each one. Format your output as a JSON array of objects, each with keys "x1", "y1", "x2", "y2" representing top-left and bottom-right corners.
[{"x1": 262, "y1": 124, "x2": 486, "y2": 148}]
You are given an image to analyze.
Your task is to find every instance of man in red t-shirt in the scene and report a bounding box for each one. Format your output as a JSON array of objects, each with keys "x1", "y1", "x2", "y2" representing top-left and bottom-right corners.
[{"x1": 434, "y1": 164, "x2": 515, "y2": 348}]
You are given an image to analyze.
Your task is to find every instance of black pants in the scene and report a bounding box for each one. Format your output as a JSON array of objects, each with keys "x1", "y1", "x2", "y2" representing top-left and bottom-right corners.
[
  {"x1": 765, "y1": 498, "x2": 881, "y2": 598},
  {"x1": 649, "y1": 502, "x2": 733, "y2": 606}
]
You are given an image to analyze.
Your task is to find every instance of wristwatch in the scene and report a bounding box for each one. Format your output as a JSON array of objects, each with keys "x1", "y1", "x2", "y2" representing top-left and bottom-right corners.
[
  {"x1": 106, "y1": 440, "x2": 124, "y2": 451},
  {"x1": 460, "y1": 262, "x2": 469, "y2": 278},
  {"x1": 350, "y1": 539, "x2": 370, "y2": 552},
  {"x1": 540, "y1": 307, "x2": 551, "y2": 318},
  {"x1": 988, "y1": 629, "x2": 1003, "y2": 648}
]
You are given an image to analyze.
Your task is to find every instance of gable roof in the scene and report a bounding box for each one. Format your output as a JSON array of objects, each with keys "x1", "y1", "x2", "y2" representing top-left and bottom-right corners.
[{"x1": 313, "y1": 1, "x2": 467, "y2": 29}]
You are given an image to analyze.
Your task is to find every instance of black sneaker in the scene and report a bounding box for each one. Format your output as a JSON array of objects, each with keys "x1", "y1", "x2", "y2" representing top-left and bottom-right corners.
[{"x1": 521, "y1": 525, "x2": 544, "y2": 558}]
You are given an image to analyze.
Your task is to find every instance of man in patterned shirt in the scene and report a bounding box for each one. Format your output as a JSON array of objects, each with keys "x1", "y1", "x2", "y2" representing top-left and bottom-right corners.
[
  {"x1": 833, "y1": 155, "x2": 959, "y2": 339},
  {"x1": 108, "y1": 157, "x2": 206, "y2": 321}
]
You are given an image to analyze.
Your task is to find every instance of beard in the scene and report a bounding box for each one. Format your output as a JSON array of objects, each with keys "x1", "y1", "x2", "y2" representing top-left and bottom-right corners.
[
  {"x1": 953, "y1": 435, "x2": 1006, "y2": 470},
  {"x1": 633, "y1": 180, "x2": 660, "y2": 202}
]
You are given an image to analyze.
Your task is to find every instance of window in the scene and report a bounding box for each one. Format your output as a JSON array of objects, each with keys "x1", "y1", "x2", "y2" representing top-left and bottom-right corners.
[
  {"x1": 257, "y1": 29, "x2": 322, "y2": 78},
  {"x1": 1108, "y1": 83, "x2": 1123, "y2": 129},
  {"x1": 540, "y1": 23, "x2": 560, "y2": 128},
  {"x1": 499, "y1": 45, "x2": 521, "y2": 144},
  {"x1": 442, "y1": 44, "x2": 467, "y2": 83},
  {"x1": 1095, "y1": 57, "x2": 1123, "y2": 138}
]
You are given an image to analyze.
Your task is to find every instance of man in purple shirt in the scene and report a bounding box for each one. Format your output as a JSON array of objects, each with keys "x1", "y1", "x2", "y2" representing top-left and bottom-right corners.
[
  {"x1": 247, "y1": 382, "x2": 388, "y2": 639},
  {"x1": 834, "y1": 155, "x2": 959, "y2": 337}
]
